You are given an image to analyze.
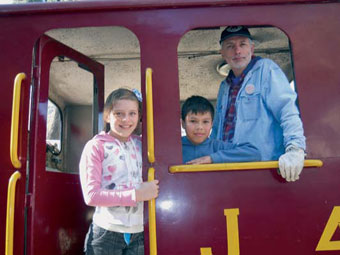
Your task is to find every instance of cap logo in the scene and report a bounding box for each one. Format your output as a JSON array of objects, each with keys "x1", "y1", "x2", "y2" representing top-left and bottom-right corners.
[{"x1": 226, "y1": 26, "x2": 243, "y2": 32}]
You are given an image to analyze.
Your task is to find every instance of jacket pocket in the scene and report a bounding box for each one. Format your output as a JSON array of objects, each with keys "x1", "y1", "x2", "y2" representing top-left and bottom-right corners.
[{"x1": 239, "y1": 93, "x2": 261, "y2": 121}]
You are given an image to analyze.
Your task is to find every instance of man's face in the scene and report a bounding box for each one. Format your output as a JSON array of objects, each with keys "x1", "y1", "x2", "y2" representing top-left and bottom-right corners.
[
  {"x1": 182, "y1": 111, "x2": 212, "y2": 145},
  {"x1": 220, "y1": 36, "x2": 254, "y2": 76}
]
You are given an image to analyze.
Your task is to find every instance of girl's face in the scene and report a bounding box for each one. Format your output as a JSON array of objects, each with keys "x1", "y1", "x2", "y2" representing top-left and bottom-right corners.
[{"x1": 105, "y1": 99, "x2": 139, "y2": 142}]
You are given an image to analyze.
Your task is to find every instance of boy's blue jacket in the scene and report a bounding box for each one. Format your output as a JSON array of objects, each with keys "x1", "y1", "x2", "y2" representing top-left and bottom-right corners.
[{"x1": 182, "y1": 136, "x2": 261, "y2": 163}]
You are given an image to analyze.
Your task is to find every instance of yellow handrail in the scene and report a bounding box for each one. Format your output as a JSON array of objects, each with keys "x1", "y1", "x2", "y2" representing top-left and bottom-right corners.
[
  {"x1": 169, "y1": 160, "x2": 323, "y2": 173},
  {"x1": 5, "y1": 171, "x2": 21, "y2": 255},
  {"x1": 148, "y1": 167, "x2": 157, "y2": 255},
  {"x1": 146, "y1": 68, "x2": 155, "y2": 163},
  {"x1": 146, "y1": 67, "x2": 157, "y2": 254},
  {"x1": 10, "y1": 73, "x2": 26, "y2": 169}
]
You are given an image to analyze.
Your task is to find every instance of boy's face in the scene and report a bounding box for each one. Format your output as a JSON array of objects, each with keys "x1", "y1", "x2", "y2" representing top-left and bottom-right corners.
[{"x1": 182, "y1": 111, "x2": 213, "y2": 145}]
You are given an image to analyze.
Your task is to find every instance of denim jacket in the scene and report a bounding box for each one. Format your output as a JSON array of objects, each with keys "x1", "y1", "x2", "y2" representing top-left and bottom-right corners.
[{"x1": 211, "y1": 58, "x2": 306, "y2": 161}]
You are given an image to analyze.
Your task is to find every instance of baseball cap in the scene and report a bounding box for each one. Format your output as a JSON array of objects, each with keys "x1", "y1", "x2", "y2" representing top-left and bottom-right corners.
[{"x1": 220, "y1": 26, "x2": 252, "y2": 45}]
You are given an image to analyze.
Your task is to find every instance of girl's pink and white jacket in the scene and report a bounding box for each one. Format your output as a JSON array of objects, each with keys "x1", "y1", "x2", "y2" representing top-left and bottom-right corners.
[{"x1": 79, "y1": 131, "x2": 143, "y2": 233}]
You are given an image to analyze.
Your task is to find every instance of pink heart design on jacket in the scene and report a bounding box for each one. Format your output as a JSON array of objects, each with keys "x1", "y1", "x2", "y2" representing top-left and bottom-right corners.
[
  {"x1": 104, "y1": 175, "x2": 112, "y2": 181},
  {"x1": 108, "y1": 165, "x2": 116, "y2": 173}
]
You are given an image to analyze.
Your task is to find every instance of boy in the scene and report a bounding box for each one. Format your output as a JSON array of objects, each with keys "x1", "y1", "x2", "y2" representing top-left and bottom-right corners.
[{"x1": 181, "y1": 96, "x2": 261, "y2": 164}]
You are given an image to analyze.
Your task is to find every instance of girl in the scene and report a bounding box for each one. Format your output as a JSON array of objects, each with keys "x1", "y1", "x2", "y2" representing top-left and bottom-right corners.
[{"x1": 79, "y1": 88, "x2": 159, "y2": 255}]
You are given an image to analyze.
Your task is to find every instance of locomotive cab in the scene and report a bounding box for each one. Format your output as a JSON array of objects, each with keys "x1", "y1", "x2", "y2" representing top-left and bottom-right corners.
[{"x1": 1, "y1": 1, "x2": 340, "y2": 255}]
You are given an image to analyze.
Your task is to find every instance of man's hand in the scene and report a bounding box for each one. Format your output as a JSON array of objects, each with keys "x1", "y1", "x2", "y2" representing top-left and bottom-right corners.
[
  {"x1": 278, "y1": 145, "x2": 305, "y2": 182},
  {"x1": 136, "y1": 180, "x2": 159, "y2": 202},
  {"x1": 187, "y1": 156, "x2": 212, "y2": 165}
]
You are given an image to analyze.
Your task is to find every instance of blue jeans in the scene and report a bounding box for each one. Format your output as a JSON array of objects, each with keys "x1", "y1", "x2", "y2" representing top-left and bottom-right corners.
[{"x1": 84, "y1": 223, "x2": 144, "y2": 255}]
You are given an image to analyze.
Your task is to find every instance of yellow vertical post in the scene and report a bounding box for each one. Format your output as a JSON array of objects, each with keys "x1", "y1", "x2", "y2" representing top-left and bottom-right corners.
[
  {"x1": 146, "y1": 68, "x2": 157, "y2": 255},
  {"x1": 146, "y1": 68, "x2": 155, "y2": 164},
  {"x1": 148, "y1": 167, "x2": 157, "y2": 255}
]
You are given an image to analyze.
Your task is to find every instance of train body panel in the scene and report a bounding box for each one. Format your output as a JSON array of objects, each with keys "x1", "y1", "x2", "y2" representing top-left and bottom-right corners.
[{"x1": 1, "y1": 1, "x2": 340, "y2": 254}]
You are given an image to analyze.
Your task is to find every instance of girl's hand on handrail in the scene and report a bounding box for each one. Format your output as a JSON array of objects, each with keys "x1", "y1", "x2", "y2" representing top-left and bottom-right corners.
[{"x1": 136, "y1": 180, "x2": 159, "y2": 202}]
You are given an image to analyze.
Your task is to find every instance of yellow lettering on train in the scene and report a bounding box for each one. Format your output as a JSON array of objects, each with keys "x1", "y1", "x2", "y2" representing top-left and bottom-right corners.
[
  {"x1": 200, "y1": 247, "x2": 212, "y2": 255},
  {"x1": 224, "y1": 208, "x2": 240, "y2": 255},
  {"x1": 316, "y1": 206, "x2": 340, "y2": 251},
  {"x1": 200, "y1": 208, "x2": 240, "y2": 255}
]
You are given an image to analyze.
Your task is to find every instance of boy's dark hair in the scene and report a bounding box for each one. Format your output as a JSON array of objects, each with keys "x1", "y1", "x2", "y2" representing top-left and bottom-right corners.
[{"x1": 181, "y1": 95, "x2": 214, "y2": 121}]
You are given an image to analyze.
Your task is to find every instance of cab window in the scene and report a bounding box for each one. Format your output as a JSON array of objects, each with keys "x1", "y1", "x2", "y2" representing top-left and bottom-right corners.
[{"x1": 177, "y1": 26, "x2": 297, "y2": 163}]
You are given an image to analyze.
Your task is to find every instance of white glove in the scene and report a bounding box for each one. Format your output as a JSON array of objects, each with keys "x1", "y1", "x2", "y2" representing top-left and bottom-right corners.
[
  {"x1": 278, "y1": 145, "x2": 305, "y2": 182},
  {"x1": 135, "y1": 180, "x2": 159, "y2": 202}
]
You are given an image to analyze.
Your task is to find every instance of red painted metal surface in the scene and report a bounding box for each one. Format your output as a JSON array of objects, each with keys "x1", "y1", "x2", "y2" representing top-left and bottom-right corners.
[
  {"x1": 0, "y1": 0, "x2": 335, "y2": 15},
  {"x1": 0, "y1": 1, "x2": 339, "y2": 255},
  {"x1": 26, "y1": 35, "x2": 104, "y2": 254}
]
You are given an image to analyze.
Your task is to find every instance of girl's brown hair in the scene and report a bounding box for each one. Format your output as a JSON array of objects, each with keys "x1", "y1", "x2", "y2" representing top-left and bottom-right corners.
[{"x1": 103, "y1": 88, "x2": 142, "y2": 133}]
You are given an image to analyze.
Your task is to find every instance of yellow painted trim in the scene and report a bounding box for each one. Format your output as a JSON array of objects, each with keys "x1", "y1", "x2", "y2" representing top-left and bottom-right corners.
[
  {"x1": 169, "y1": 160, "x2": 323, "y2": 173},
  {"x1": 10, "y1": 73, "x2": 26, "y2": 169},
  {"x1": 146, "y1": 68, "x2": 155, "y2": 163},
  {"x1": 5, "y1": 171, "x2": 21, "y2": 255},
  {"x1": 148, "y1": 167, "x2": 157, "y2": 255},
  {"x1": 200, "y1": 247, "x2": 212, "y2": 255}
]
